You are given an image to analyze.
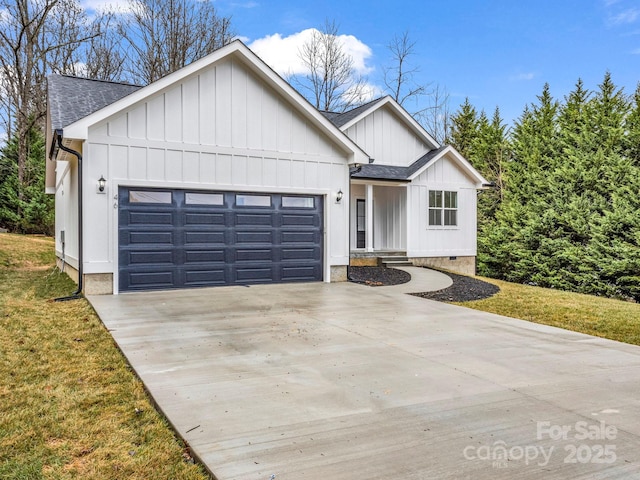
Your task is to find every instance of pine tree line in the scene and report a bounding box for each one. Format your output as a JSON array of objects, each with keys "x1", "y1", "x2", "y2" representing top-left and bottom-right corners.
[{"x1": 450, "y1": 73, "x2": 640, "y2": 301}]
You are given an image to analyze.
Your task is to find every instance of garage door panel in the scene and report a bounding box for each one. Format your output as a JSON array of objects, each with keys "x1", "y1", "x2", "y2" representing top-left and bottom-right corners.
[
  {"x1": 185, "y1": 231, "x2": 226, "y2": 245},
  {"x1": 119, "y1": 188, "x2": 323, "y2": 291},
  {"x1": 235, "y1": 267, "x2": 274, "y2": 282},
  {"x1": 235, "y1": 213, "x2": 274, "y2": 226},
  {"x1": 236, "y1": 231, "x2": 273, "y2": 244},
  {"x1": 124, "y1": 231, "x2": 174, "y2": 245},
  {"x1": 282, "y1": 265, "x2": 319, "y2": 281},
  {"x1": 127, "y1": 270, "x2": 175, "y2": 288},
  {"x1": 281, "y1": 231, "x2": 317, "y2": 244},
  {"x1": 184, "y1": 212, "x2": 226, "y2": 225},
  {"x1": 128, "y1": 211, "x2": 174, "y2": 225},
  {"x1": 236, "y1": 249, "x2": 273, "y2": 262},
  {"x1": 184, "y1": 269, "x2": 227, "y2": 286},
  {"x1": 126, "y1": 250, "x2": 175, "y2": 265},
  {"x1": 281, "y1": 214, "x2": 317, "y2": 226},
  {"x1": 282, "y1": 247, "x2": 318, "y2": 261},
  {"x1": 184, "y1": 249, "x2": 226, "y2": 264}
]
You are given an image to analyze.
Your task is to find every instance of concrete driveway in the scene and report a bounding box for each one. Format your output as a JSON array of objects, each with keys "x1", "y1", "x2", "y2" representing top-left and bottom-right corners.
[{"x1": 88, "y1": 270, "x2": 640, "y2": 479}]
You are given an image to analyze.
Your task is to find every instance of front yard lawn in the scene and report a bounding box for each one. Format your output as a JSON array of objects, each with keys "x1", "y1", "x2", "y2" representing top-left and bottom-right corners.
[
  {"x1": 454, "y1": 276, "x2": 640, "y2": 346},
  {"x1": 0, "y1": 233, "x2": 209, "y2": 479}
]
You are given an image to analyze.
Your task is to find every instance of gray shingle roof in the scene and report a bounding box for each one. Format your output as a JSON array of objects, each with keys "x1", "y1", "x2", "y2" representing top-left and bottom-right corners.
[
  {"x1": 321, "y1": 97, "x2": 387, "y2": 128},
  {"x1": 351, "y1": 146, "x2": 448, "y2": 181},
  {"x1": 48, "y1": 75, "x2": 142, "y2": 131}
]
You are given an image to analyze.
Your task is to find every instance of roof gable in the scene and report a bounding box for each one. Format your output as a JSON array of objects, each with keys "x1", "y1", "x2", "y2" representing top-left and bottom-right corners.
[
  {"x1": 56, "y1": 40, "x2": 368, "y2": 165},
  {"x1": 327, "y1": 96, "x2": 440, "y2": 150}
]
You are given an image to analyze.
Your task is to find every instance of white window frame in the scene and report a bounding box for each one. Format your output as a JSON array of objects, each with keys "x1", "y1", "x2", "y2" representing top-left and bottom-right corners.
[{"x1": 428, "y1": 189, "x2": 458, "y2": 228}]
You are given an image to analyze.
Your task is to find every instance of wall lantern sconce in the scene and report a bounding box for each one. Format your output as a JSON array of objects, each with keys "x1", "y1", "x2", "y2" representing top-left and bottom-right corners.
[
  {"x1": 98, "y1": 175, "x2": 106, "y2": 193},
  {"x1": 336, "y1": 189, "x2": 343, "y2": 203}
]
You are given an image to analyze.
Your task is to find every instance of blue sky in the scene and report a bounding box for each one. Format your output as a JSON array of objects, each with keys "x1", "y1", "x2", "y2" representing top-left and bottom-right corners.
[{"x1": 213, "y1": 0, "x2": 640, "y2": 126}]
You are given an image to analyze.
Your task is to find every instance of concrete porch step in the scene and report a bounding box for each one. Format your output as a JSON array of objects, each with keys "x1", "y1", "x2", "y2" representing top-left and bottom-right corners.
[{"x1": 379, "y1": 256, "x2": 413, "y2": 267}]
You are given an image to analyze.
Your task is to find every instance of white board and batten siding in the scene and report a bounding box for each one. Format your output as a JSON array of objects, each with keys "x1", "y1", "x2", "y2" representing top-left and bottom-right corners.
[
  {"x1": 54, "y1": 160, "x2": 79, "y2": 269},
  {"x1": 344, "y1": 106, "x2": 431, "y2": 167},
  {"x1": 81, "y1": 57, "x2": 351, "y2": 279},
  {"x1": 407, "y1": 155, "x2": 478, "y2": 257},
  {"x1": 373, "y1": 187, "x2": 406, "y2": 251}
]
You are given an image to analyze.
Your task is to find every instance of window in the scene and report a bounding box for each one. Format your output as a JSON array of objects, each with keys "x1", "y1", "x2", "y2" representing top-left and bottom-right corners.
[
  {"x1": 282, "y1": 196, "x2": 314, "y2": 208},
  {"x1": 236, "y1": 194, "x2": 271, "y2": 207},
  {"x1": 429, "y1": 190, "x2": 457, "y2": 226},
  {"x1": 185, "y1": 193, "x2": 224, "y2": 205},
  {"x1": 129, "y1": 191, "x2": 172, "y2": 204}
]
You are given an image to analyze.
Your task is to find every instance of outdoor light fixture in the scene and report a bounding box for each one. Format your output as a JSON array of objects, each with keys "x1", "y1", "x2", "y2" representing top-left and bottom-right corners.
[
  {"x1": 98, "y1": 175, "x2": 106, "y2": 193},
  {"x1": 336, "y1": 189, "x2": 343, "y2": 203}
]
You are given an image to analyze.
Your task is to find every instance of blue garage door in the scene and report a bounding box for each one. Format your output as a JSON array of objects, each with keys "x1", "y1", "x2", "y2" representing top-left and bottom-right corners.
[{"x1": 118, "y1": 188, "x2": 323, "y2": 292}]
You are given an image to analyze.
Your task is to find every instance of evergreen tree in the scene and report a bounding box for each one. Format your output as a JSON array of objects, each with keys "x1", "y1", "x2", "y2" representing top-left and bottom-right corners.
[
  {"x1": 475, "y1": 75, "x2": 640, "y2": 300},
  {"x1": 509, "y1": 83, "x2": 559, "y2": 205},
  {"x1": 449, "y1": 97, "x2": 478, "y2": 158},
  {"x1": 471, "y1": 107, "x2": 509, "y2": 223},
  {"x1": 0, "y1": 126, "x2": 53, "y2": 234},
  {"x1": 623, "y1": 83, "x2": 640, "y2": 165}
]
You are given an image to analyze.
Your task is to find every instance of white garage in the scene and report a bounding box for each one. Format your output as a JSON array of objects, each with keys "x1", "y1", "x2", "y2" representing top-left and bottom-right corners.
[{"x1": 46, "y1": 41, "x2": 368, "y2": 294}]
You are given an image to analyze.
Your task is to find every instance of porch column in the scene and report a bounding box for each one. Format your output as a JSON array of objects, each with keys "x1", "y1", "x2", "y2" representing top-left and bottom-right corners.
[{"x1": 366, "y1": 184, "x2": 374, "y2": 252}]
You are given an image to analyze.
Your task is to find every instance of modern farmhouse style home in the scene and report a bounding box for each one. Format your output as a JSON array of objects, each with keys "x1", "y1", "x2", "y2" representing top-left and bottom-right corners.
[{"x1": 46, "y1": 40, "x2": 488, "y2": 294}]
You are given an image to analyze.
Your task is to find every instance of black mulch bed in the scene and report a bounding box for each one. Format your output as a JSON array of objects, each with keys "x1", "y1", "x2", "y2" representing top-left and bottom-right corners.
[
  {"x1": 348, "y1": 265, "x2": 500, "y2": 302},
  {"x1": 410, "y1": 270, "x2": 500, "y2": 302},
  {"x1": 348, "y1": 266, "x2": 411, "y2": 286}
]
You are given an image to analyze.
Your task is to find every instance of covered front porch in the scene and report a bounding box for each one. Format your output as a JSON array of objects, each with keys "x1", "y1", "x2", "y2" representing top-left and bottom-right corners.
[{"x1": 349, "y1": 180, "x2": 408, "y2": 263}]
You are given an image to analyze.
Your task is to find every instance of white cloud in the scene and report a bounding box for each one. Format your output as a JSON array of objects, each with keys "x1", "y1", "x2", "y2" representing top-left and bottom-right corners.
[
  {"x1": 248, "y1": 28, "x2": 374, "y2": 77},
  {"x1": 249, "y1": 30, "x2": 314, "y2": 76},
  {"x1": 509, "y1": 72, "x2": 536, "y2": 81},
  {"x1": 80, "y1": 0, "x2": 133, "y2": 13},
  {"x1": 608, "y1": 7, "x2": 640, "y2": 25},
  {"x1": 230, "y1": 1, "x2": 259, "y2": 8}
]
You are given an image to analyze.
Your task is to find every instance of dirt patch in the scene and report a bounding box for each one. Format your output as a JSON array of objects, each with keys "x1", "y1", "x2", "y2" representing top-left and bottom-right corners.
[{"x1": 348, "y1": 266, "x2": 411, "y2": 286}]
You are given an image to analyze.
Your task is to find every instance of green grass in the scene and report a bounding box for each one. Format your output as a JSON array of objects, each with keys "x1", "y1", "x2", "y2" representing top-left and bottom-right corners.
[
  {"x1": 455, "y1": 276, "x2": 640, "y2": 346},
  {"x1": 0, "y1": 233, "x2": 210, "y2": 479}
]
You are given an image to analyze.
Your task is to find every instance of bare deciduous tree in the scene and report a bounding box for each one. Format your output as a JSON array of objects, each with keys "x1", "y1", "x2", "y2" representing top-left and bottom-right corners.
[
  {"x1": 118, "y1": 0, "x2": 234, "y2": 84},
  {"x1": 0, "y1": 0, "x2": 96, "y2": 192},
  {"x1": 68, "y1": 9, "x2": 126, "y2": 82},
  {"x1": 415, "y1": 83, "x2": 451, "y2": 144},
  {"x1": 296, "y1": 20, "x2": 369, "y2": 112},
  {"x1": 383, "y1": 31, "x2": 429, "y2": 107},
  {"x1": 382, "y1": 31, "x2": 451, "y2": 144}
]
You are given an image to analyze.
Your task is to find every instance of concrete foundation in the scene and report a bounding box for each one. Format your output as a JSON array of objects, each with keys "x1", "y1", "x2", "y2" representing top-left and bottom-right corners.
[
  {"x1": 329, "y1": 265, "x2": 348, "y2": 282},
  {"x1": 84, "y1": 273, "x2": 114, "y2": 295},
  {"x1": 350, "y1": 251, "x2": 406, "y2": 267},
  {"x1": 410, "y1": 256, "x2": 476, "y2": 276},
  {"x1": 55, "y1": 258, "x2": 114, "y2": 295},
  {"x1": 57, "y1": 258, "x2": 79, "y2": 283},
  {"x1": 349, "y1": 257, "x2": 378, "y2": 267}
]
